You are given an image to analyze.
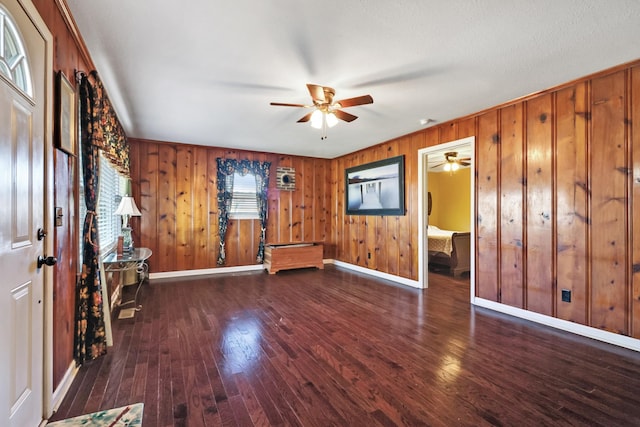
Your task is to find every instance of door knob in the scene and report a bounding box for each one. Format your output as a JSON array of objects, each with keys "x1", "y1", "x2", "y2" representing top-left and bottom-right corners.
[
  {"x1": 37, "y1": 255, "x2": 57, "y2": 268},
  {"x1": 37, "y1": 228, "x2": 47, "y2": 240}
]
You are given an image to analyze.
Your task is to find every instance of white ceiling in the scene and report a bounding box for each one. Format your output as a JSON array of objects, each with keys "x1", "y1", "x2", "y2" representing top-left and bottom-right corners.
[{"x1": 65, "y1": 0, "x2": 640, "y2": 159}]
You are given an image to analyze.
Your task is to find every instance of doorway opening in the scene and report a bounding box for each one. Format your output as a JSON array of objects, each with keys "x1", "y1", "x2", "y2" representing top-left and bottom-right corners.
[{"x1": 417, "y1": 136, "x2": 475, "y2": 300}]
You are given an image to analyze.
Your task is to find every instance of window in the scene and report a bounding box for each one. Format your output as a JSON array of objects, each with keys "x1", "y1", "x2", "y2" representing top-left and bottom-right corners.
[
  {"x1": 78, "y1": 151, "x2": 125, "y2": 266},
  {"x1": 226, "y1": 172, "x2": 260, "y2": 220},
  {"x1": 97, "y1": 154, "x2": 125, "y2": 251},
  {"x1": 0, "y1": 7, "x2": 32, "y2": 96}
]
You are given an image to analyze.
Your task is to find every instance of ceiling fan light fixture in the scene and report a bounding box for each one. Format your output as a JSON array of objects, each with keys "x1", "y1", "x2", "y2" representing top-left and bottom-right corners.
[
  {"x1": 271, "y1": 84, "x2": 373, "y2": 135},
  {"x1": 326, "y1": 112, "x2": 338, "y2": 128},
  {"x1": 443, "y1": 163, "x2": 451, "y2": 172},
  {"x1": 310, "y1": 109, "x2": 323, "y2": 129},
  {"x1": 451, "y1": 162, "x2": 459, "y2": 171}
]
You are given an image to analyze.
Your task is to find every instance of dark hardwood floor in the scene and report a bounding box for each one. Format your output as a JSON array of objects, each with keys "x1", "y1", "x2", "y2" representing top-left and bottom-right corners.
[{"x1": 50, "y1": 266, "x2": 640, "y2": 426}]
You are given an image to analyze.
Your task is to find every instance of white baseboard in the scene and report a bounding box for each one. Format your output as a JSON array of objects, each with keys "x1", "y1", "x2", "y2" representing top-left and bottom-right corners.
[
  {"x1": 327, "y1": 259, "x2": 422, "y2": 289},
  {"x1": 149, "y1": 260, "x2": 420, "y2": 288},
  {"x1": 473, "y1": 297, "x2": 640, "y2": 352},
  {"x1": 50, "y1": 361, "x2": 79, "y2": 415},
  {"x1": 149, "y1": 264, "x2": 264, "y2": 280}
]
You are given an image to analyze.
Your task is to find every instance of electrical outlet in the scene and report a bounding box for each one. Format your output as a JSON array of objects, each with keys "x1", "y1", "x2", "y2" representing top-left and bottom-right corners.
[{"x1": 561, "y1": 289, "x2": 571, "y2": 303}]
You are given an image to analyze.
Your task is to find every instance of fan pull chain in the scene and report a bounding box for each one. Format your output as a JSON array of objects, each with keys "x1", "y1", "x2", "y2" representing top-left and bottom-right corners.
[{"x1": 321, "y1": 114, "x2": 328, "y2": 140}]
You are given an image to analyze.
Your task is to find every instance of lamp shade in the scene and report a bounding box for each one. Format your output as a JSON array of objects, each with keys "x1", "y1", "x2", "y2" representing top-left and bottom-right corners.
[
  {"x1": 326, "y1": 112, "x2": 338, "y2": 128},
  {"x1": 310, "y1": 109, "x2": 323, "y2": 129},
  {"x1": 114, "y1": 195, "x2": 142, "y2": 216}
]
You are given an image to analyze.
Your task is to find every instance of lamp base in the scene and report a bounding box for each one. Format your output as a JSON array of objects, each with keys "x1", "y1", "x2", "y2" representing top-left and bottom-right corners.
[{"x1": 121, "y1": 227, "x2": 134, "y2": 254}]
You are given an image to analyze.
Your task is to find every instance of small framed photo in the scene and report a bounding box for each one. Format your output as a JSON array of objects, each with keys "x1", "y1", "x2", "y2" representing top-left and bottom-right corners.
[{"x1": 55, "y1": 71, "x2": 76, "y2": 156}]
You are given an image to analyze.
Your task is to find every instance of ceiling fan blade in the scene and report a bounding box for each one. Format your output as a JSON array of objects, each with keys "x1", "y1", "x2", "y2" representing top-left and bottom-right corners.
[
  {"x1": 459, "y1": 157, "x2": 471, "y2": 161},
  {"x1": 334, "y1": 109, "x2": 358, "y2": 122},
  {"x1": 459, "y1": 161, "x2": 471, "y2": 166},
  {"x1": 431, "y1": 162, "x2": 447, "y2": 168},
  {"x1": 270, "y1": 102, "x2": 308, "y2": 108},
  {"x1": 335, "y1": 94, "x2": 374, "y2": 108},
  {"x1": 307, "y1": 84, "x2": 327, "y2": 103},
  {"x1": 297, "y1": 112, "x2": 313, "y2": 123}
]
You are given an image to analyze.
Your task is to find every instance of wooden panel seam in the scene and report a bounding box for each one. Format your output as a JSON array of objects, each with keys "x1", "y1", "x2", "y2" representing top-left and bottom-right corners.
[
  {"x1": 626, "y1": 68, "x2": 633, "y2": 334},
  {"x1": 522, "y1": 101, "x2": 529, "y2": 310},
  {"x1": 496, "y1": 109, "x2": 503, "y2": 303},
  {"x1": 586, "y1": 78, "x2": 593, "y2": 327},
  {"x1": 551, "y1": 91, "x2": 558, "y2": 318}
]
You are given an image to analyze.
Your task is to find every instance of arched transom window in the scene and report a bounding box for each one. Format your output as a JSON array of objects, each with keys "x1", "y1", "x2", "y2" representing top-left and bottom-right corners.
[{"x1": 0, "y1": 7, "x2": 32, "y2": 96}]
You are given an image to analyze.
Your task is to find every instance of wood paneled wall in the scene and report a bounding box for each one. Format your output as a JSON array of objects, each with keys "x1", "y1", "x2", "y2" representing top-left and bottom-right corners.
[
  {"x1": 330, "y1": 121, "x2": 476, "y2": 279},
  {"x1": 36, "y1": 0, "x2": 640, "y2": 388},
  {"x1": 128, "y1": 139, "x2": 332, "y2": 272},
  {"x1": 331, "y1": 62, "x2": 640, "y2": 339},
  {"x1": 30, "y1": 0, "x2": 640, "y2": 406},
  {"x1": 32, "y1": 0, "x2": 92, "y2": 391}
]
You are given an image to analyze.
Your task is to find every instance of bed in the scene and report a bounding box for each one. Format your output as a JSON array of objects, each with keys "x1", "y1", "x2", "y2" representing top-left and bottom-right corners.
[{"x1": 427, "y1": 225, "x2": 471, "y2": 277}]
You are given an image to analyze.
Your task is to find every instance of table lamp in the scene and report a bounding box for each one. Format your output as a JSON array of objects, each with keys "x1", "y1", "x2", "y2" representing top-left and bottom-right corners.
[{"x1": 114, "y1": 193, "x2": 141, "y2": 254}]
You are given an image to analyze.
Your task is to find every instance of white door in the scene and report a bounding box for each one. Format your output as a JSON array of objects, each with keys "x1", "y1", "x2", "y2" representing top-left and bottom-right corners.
[{"x1": 0, "y1": 1, "x2": 50, "y2": 426}]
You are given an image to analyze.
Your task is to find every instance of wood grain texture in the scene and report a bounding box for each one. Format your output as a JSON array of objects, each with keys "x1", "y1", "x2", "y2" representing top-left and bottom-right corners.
[
  {"x1": 130, "y1": 140, "x2": 332, "y2": 271},
  {"x1": 157, "y1": 144, "x2": 177, "y2": 272},
  {"x1": 555, "y1": 84, "x2": 588, "y2": 324},
  {"x1": 590, "y1": 71, "x2": 628, "y2": 334},
  {"x1": 499, "y1": 103, "x2": 525, "y2": 308},
  {"x1": 525, "y1": 94, "x2": 554, "y2": 316},
  {"x1": 475, "y1": 111, "x2": 500, "y2": 300},
  {"x1": 632, "y1": 66, "x2": 640, "y2": 338},
  {"x1": 139, "y1": 144, "x2": 159, "y2": 269},
  {"x1": 52, "y1": 153, "x2": 76, "y2": 389},
  {"x1": 192, "y1": 146, "x2": 210, "y2": 268},
  {"x1": 50, "y1": 267, "x2": 640, "y2": 426}
]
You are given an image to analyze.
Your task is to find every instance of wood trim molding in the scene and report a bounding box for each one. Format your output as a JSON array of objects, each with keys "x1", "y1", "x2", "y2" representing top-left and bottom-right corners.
[{"x1": 50, "y1": 361, "x2": 78, "y2": 415}]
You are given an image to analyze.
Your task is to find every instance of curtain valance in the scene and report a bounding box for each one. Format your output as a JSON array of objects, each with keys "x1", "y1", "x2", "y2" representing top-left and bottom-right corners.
[{"x1": 83, "y1": 71, "x2": 129, "y2": 175}]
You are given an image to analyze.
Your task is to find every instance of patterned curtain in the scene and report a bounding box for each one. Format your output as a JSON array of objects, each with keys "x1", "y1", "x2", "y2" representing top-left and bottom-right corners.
[
  {"x1": 74, "y1": 74, "x2": 107, "y2": 364},
  {"x1": 90, "y1": 71, "x2": 129, "y2": 175},
  {"x1": 216, "y1": 158, "x2": 271, "y2": 264},
  {"x1": 216, "y1": 158, "x2": 233, "y2": 265},
  {"x1": 254, "y1": 163, "x2": 270, "y2": 262}
]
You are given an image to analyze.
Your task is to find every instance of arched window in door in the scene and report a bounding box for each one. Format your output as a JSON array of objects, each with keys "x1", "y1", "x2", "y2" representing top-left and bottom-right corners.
[{"x1": 0, "y1": 7, "x2": 32, "y2": 96}]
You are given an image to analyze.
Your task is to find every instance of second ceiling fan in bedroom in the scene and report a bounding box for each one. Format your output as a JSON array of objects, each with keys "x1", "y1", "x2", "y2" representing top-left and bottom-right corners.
[
  {"x1": 431, "y1": 152, "x2": 471, "y2": 172},
  {"x1": 270, "y1": 84, "x2": 373, "y2": 139}
]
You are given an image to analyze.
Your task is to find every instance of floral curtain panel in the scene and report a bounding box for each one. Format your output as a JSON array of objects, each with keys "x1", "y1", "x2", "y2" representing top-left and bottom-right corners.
[
  {"x1": 216, "y1": 158, "x2": 271, "y2": 264},
  {"x1": 74, "y1": 71, "x2": 130, "y2": 364},
  {"x1": 74, "y1": 74, "x2": 107, "y2": 364}
]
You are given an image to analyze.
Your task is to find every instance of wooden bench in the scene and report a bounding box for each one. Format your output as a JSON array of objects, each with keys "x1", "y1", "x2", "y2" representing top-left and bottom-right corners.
[{"x1": 264, "y1": 242, "x2": 324, "y2": 274}]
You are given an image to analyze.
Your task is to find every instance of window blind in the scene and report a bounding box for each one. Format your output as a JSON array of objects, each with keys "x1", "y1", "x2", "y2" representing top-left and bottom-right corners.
[
  {"x1": 97, "y1": 153, "x2": 123, "y2": 252},
  {"x1": 227, "y1": 172, "x2": 260, "y2": 219}
]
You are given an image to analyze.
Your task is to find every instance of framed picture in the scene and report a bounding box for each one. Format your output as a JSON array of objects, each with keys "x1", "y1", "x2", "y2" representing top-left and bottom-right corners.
[
  {"x1": 345, "y1": 155, "x2": 405, "y2": 216},
  {"x1": 55, "y1": 71, "x2": 76, "y2": 156}
]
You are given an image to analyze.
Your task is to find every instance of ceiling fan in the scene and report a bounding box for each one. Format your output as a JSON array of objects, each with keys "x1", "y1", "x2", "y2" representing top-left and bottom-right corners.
[
  {"x1": 270, "y1": 84, "x2": 373, "y2": 139},
  {"x1": 431, "y1": 151, "x2": 471, "y2": 171}
]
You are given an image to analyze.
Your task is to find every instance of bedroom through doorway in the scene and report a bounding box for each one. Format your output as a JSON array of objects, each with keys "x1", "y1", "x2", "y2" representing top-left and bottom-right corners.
[{"x1": 417, "y1": 136, "x2": 475, "y2": 298}]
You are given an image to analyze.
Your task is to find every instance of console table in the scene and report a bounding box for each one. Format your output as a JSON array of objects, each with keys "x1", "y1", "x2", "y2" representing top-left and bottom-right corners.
[{"x1": 103, "y1": 247, "x2": 152, "y2": 319}]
